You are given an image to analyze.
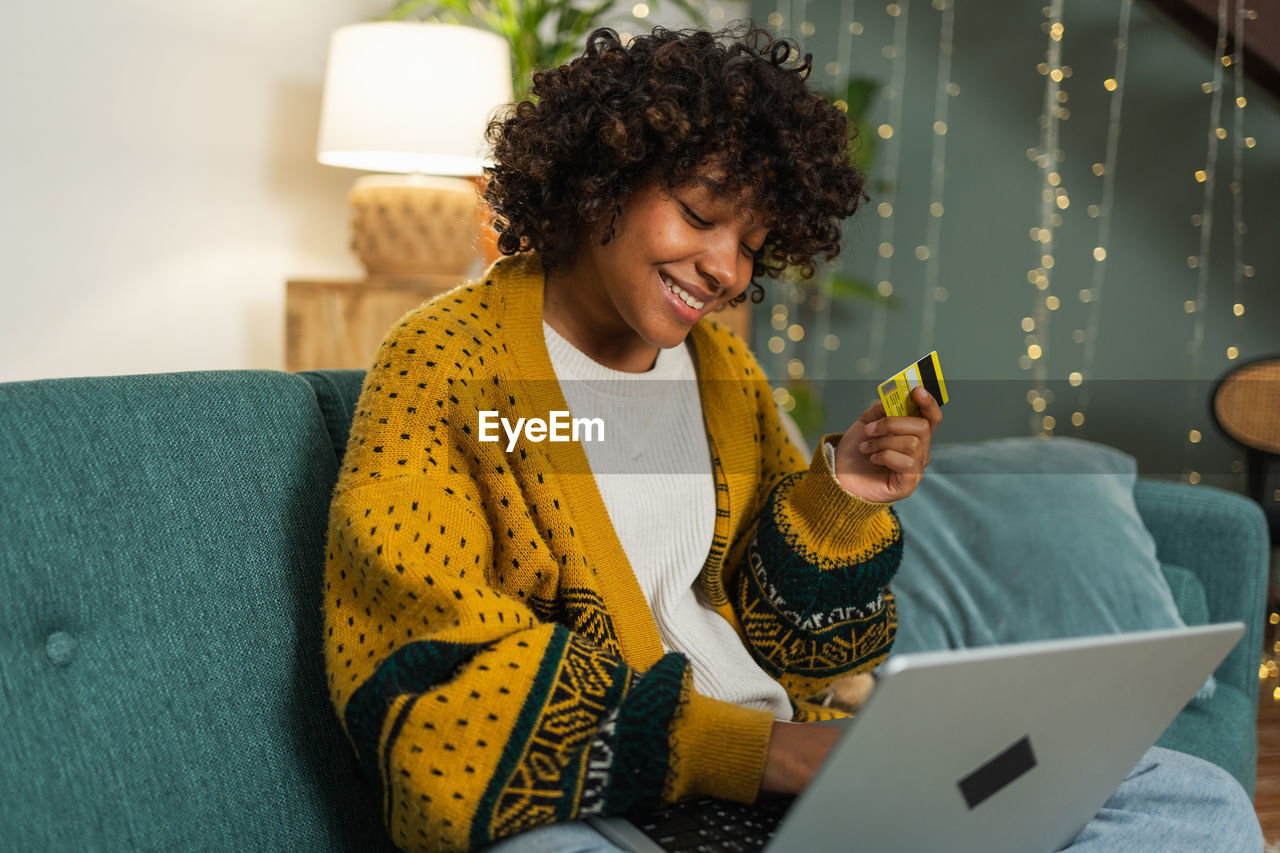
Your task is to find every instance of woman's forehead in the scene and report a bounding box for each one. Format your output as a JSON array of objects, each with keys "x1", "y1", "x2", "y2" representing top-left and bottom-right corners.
[{"x1": 679, "y1": 172, "x2": 770, "y2": 228}]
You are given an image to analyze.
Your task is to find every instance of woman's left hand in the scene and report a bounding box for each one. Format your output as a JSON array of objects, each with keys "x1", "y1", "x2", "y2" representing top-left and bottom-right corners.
[{"x1": 832, "y1": 385, "x2": 943, "y2": 503}]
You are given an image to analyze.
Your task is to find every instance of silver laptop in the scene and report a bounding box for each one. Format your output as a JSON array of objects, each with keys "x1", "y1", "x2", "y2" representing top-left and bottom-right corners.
[{"x1": 590, "y1": 622, "x2": 1244, "y2": 853}]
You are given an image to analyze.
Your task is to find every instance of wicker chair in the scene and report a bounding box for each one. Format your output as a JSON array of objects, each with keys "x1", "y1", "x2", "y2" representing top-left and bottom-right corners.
[{"x1": 1211, "y1": 353, "x2": 1280, "y2": 541}]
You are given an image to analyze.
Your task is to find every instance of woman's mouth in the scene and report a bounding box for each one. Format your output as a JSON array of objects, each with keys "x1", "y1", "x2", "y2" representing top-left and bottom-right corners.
[
  {"x1": 663, "y1": 276, "x2": 705, "y2": 310},
  {"x1": 661, "y1": 273, "x2": 707, "y2": 316}
]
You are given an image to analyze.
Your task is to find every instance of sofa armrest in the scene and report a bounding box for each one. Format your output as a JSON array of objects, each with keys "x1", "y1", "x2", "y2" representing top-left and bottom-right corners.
[
  {"x1": 298, "y1": 369, "x2": 367, "y2": 462},
  {"x1": 1134, "y1": 478, "x2": 1269, "y2": 696}
]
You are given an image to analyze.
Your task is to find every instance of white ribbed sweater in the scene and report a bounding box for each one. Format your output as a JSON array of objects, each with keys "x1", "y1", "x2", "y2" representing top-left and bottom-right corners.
[{"x1": 544, "y1": 322, "x2": 793, "y2": 719}]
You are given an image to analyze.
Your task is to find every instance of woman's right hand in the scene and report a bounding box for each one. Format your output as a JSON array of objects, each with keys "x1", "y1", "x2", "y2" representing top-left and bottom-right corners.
[{"x1": 760, "y1": 720, "x2": 843, "y2": 795}]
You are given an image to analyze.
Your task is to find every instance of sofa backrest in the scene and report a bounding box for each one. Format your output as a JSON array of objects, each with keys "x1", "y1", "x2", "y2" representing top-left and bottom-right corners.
[{"x1": 0, "y1": 371, "x2": 391, "y2": 850}]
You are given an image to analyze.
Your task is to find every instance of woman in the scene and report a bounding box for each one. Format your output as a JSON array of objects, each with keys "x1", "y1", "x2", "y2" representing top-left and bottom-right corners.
[{"x1": 323, "y1": 24, "x2": 1260, "y2": 853}]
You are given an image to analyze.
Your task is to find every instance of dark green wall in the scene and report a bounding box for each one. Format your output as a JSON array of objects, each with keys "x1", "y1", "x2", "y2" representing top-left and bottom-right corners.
[{"x1": 747, "y1": 0, "x2": 1278, "y2": 492}]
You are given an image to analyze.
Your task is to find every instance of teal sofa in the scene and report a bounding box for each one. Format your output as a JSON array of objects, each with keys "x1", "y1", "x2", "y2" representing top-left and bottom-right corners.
[{"x1": 0, "y1": 369, "x2": 1268, "y2": 850}]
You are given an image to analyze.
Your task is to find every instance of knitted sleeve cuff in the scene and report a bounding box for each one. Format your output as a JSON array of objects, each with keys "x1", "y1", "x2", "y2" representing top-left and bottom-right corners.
[
  {"x1": 668, "y1": 692, "x2": 775, "y2": 804},
  {"x1": 786, "y1": 433, "x2": 896, "y2": 554}
]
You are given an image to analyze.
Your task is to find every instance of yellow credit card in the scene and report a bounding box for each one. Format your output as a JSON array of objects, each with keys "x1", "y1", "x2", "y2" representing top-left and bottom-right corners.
[{"x1": 877, "y1": 350, "x2": 949, "y2": 418}]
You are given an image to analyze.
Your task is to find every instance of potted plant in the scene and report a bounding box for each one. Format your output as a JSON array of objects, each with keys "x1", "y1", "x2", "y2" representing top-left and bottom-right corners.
[{"x1": 386, "y1": 0, "x2": 707, "y2": 97}]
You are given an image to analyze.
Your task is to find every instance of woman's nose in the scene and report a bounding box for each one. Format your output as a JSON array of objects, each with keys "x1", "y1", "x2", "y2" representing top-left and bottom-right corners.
[{"x1": 697, "y1": 231, "x2": 748, "y2": 297}]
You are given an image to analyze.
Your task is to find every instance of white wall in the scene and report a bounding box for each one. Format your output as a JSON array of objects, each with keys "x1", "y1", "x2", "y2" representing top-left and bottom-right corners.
[
  {"x1": 0, "y1": 0, "x2": 387, "y2": 382},
  {"x1": 0, "y1": 0, "x2": 752, "y2": 383}
]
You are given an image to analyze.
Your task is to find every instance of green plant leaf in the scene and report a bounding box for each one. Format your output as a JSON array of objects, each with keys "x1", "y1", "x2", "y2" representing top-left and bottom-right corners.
[
  {"x1": 388, "y1": 0, "x2": 716, "y2": 98},
  {"x1": 784, "y1": 380, "x2": 826, "y2": 442},
  {"x1": 567, "y1": 0, "x2": 614, "y2": 37},
  {"x1": 385, "y1": 0, "x2": 438, "y2": 19},
  {"x1": 850, "y1": 118, "x2": 878, "y2": 170},
  {"x1": 828, "y1": 272, "x2": 898, "y2": 307},
  {"x1": 842, "y1": 77, "x2": 878, "y2": 118},
  {"x1": 867, "y1": 176, "x2": 894, "y2": 196}
]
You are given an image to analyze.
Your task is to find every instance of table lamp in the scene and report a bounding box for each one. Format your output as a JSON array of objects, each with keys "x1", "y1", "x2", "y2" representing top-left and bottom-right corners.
[{"x1": 317, "y1": 22, "x2": 513, "y2": 277}]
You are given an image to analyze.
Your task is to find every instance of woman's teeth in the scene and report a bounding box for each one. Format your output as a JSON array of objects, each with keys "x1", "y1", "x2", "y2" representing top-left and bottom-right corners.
[{"x1": 662, "y1": 275, "x2": 704, "y2": 310}]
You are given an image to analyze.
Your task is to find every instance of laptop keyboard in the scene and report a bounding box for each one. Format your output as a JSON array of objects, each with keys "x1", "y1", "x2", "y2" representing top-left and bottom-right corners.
[{"x1": 632, "y1": 795, "x2": 795, "y2": 852}]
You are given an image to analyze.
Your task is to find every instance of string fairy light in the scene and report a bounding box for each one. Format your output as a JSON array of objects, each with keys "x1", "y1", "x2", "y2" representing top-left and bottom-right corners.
[
  {"x1": 762, "y1": 0, "x2": 815, "y2": 409},
  {"x1": 1182, "y1": 0, "x2": 1231, "y2": 486},
  {"x1": 1070, "y1": 0, "x2": 1133, "y2": 436},
  {"x1": 808, "y1": 0, "x2": 858, "y2": 383},
  {"x1": 917, "y1": 0, "x2": 956, "y2": 354},
  {"x1": 1024, "y1": 0, "x2": 1067, "y2": 436},
  {"x1": 858, "y1": 0, "x2": 911, "y2": 377},
  {"x1": 1264, "y1": 610, "x2": 1280, "y2": 703},
  {"x1": 1227, "y1": 0, "x2": 1251, "y2": 368},
  {"x1": 794, "y1": 0, "x2": 813, "y2": 46},
  {"x1": 765, "y1": 0, "x2": 877, "y2": 412}
]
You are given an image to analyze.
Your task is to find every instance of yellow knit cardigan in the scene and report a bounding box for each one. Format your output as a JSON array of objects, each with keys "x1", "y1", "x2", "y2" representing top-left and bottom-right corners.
[{"x1": 323, "y1": 254, "x2": 902, "y2": 851}]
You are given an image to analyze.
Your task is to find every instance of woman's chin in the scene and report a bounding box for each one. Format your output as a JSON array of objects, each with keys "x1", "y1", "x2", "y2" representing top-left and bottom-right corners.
[{"x1": 646, "y1": 322, "x2": 697, "y2": 350}]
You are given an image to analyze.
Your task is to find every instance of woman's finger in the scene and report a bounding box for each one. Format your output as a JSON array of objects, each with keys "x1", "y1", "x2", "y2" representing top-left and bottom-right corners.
[
  {"x1": 858, "y1": 434, "x2": 922, "y2": 458},
  {"x1": 865, "y1": 414, "x2": 930, "y2": 438},
  {"x1": 912, "y1": 385, "x2": 945, "y2": 430},
  {"x1": 864, "y1": 448, "x2": 921, "y2": 475},
  {"x1": 855, "y1": 399, "x2": 886, "y2": 426}
]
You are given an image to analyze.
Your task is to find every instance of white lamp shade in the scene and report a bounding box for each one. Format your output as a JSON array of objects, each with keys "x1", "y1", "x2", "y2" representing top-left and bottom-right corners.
[{"x1": 317, "y1": 22, "x2": 513, "y2": 176}]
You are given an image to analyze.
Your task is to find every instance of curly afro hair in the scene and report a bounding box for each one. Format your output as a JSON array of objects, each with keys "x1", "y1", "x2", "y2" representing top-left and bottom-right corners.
[{"x1": 483, "y1": 25, "x2": 867, "y2": 296}]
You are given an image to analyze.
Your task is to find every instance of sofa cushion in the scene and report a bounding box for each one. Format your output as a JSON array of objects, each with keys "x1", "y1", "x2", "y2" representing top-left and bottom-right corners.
[
  {"x1": 1160, "y1": 562, "x2": 1210, "y2": 627},
  {"x1": 0, "y1": 371, "x2": 392, "y2": 850},
  {"x1": 888, "y1": 438, "x2": 1204, "y2": 675}
]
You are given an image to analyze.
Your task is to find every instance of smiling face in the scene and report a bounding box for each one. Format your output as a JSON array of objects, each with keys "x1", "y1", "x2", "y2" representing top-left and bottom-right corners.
[{"x1": 542, "y1": 169, "x2": 771, "y2": 372}]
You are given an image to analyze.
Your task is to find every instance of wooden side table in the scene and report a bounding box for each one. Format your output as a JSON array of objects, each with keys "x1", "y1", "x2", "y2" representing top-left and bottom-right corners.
[
  {"x1": 285, "y1": 276, "x2": 463, "y2": 372},
  {"x1": 284, "y1": 276, "x2": 754, "y2": 372}
]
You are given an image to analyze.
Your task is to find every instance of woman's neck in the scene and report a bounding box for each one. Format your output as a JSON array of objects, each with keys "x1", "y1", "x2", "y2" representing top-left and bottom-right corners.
[{"x1": 542, "y1": 261, "x2": 659, "y2": 373}]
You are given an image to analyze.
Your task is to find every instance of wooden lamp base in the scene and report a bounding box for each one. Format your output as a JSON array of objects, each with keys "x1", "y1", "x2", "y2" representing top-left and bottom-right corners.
[{"x1": 348, "y1": 174, "x2": 480, "y2": 277}]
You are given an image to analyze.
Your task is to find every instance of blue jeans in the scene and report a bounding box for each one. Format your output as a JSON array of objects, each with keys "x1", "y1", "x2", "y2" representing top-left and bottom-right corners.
[{"x1": 478, "y1": 746, "x2": 1262, "y2": 852}]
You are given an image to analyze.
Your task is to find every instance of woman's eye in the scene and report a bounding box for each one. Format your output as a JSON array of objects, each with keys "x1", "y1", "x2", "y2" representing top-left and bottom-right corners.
[{"x1": 681, "y1": 204, "x2": 712, "y2": 228}]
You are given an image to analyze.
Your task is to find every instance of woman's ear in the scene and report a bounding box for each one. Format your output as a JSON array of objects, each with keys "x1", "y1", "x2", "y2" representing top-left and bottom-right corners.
[{"x1": 599, "y1": 199, "x2": 624, "y2": 246}]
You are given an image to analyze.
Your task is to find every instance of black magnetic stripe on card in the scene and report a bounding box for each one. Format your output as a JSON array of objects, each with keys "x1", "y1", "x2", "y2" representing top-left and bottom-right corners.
[
  {"x1": 957, "y1": 735, "x2": 1037, "y2": 810},
  {"x1": 929, "y1": 351, "x2": 949, "y2": 403},
  {"x1": 916, "y1": 353, "x2": 943, "y2": 404}
]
